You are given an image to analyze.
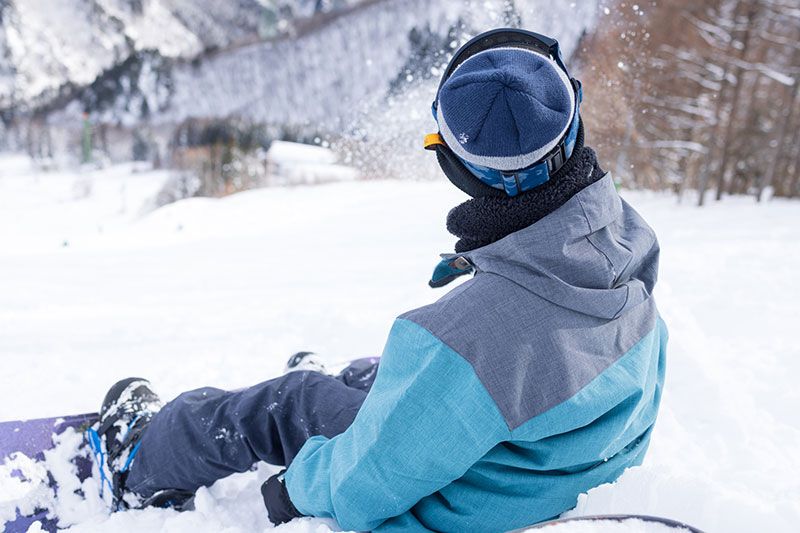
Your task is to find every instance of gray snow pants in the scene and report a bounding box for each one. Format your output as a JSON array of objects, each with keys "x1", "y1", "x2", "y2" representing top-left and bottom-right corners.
[{"x1": 125, "y1": 358, "x2": 379, "y2": 496}]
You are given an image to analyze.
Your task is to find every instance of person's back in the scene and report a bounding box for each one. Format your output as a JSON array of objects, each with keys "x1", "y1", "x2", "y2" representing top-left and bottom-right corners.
[
  {"x1": 286, "y1": 154, "x2": 666, "y2": 532},
  {"x1": 397, "y1": 173, "x2": 665, "y2": 530},
  {"x1": 91, "y1": 28, "x2": 666, "y2": 533}
]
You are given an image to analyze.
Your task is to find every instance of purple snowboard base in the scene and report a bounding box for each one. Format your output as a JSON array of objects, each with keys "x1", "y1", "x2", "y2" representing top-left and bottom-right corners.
[{"x1": 1, "y1": 413, "x2": 98, "y2": 533}]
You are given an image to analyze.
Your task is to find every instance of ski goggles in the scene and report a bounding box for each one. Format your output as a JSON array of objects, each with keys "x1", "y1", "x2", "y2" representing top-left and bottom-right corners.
[{"x1": 424, "y1": 28, "x2": 582, "y2": 197}]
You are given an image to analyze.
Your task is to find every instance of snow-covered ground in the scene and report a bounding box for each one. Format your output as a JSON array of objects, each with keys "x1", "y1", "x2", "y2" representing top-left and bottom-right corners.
[{"x1": 1, "y1": 155, "x2": 799, "y2": 532}]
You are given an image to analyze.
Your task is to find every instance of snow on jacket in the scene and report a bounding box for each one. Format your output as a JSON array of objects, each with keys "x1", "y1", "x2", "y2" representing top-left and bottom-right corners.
[{"x1": 284, "y1": 173, "x2": 667, "y2": 532}]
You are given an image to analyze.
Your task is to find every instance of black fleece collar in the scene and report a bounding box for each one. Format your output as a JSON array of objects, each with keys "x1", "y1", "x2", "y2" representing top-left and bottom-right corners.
[{"x1": 447, "y1": 146, "x2": 606, "y2": 253}]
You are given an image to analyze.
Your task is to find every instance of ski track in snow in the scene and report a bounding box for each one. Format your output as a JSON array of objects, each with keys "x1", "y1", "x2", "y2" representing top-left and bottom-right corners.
[{"x1": 0, "y1": 155, "x2": 798, "y2": 532}]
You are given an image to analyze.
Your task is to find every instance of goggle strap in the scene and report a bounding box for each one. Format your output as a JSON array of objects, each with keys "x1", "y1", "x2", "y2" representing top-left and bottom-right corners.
[
  {"x1": 501, "y1": 174, "x2": 520, "y2": 196},
  {"x1": 438, "y1": 28, "x2": 564, "y2": 92}
]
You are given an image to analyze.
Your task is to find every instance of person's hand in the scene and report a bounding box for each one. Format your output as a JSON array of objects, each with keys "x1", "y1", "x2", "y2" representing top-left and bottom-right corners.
[{"x1": 261, "y1": 470, "x2": 304, "y2": 526}]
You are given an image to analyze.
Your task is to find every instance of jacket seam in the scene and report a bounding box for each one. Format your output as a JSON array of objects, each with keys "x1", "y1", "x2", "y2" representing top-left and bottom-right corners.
[
  {"x1": 577, "y1": 190, "x2": 629, "y2": 319},
  {"x1": 585, "y1": 233, "x2": 617, "y2": 280},
  {"x1": 396, "y1": 316, "x2": 514, "y2": 437}
]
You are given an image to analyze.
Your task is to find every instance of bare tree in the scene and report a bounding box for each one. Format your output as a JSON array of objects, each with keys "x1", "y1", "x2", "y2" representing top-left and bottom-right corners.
[{"x1": 578, "y1": 0, "x2": 800, "y2": 203}]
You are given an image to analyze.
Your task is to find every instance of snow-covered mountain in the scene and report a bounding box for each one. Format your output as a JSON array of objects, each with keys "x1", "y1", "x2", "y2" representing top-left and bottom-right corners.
[
  {"x1": 0, "y1": 0, "x2": 356, "y2": 113},
  {"x1": 156, "y1": 0, "x2": 596, "y2": 129},
  {"x1": 0, "y1": 0, "x2": 600, "y2": 170}
]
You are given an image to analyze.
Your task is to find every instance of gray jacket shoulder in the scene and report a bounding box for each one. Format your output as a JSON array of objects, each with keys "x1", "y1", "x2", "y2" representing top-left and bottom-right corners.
[{"x1": 400, "y1": 271, "x2": 656, "y2": 430}]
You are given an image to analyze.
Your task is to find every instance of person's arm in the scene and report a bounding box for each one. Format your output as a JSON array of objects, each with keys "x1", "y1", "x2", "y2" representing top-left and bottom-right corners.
[{"x1": 281, "y1": 318, "x2": 510, "y2": 531}]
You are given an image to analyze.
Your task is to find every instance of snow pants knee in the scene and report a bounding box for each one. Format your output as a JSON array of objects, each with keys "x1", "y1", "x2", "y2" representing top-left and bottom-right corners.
[{"x1": 125, "y1": 358, "x2": 379, "y2": 497}]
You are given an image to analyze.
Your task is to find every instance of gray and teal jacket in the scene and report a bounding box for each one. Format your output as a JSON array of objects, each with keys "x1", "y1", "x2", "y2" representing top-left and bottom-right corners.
[{"x1": 284, "y1": 173, "x2": 667, "y2": 532}]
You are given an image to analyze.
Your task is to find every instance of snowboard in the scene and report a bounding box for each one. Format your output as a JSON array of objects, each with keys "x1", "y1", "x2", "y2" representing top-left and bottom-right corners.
[
  {"x1": 0, "y1": 412, "x2": 98, "y2": 533},
  {"x1": 528, "y1": 514, "x2": 705, "y2": 532},
  {"x1": 0, "y1": 361, "x2": 703, "y2": 533}
]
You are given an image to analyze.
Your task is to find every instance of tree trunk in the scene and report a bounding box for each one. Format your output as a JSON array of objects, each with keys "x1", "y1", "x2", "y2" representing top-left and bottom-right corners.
[
  {"x1": 786, "y1": 129, "x2": 800, "y2": 198},
  {"x1": 713, "y1": 0, "x2": 758, "y2": 201},
  {"x1": 757, "y1": 73, "x2": 799, "y2": 200},
  {"x1": 698, "y1": 0, "x2": 744, "y2": 207}
]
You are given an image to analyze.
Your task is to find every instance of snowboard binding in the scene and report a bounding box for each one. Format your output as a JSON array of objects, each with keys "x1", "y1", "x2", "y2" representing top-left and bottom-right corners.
[
  {"x1": 284, "y1": 351, "x2": 330, "y2": 375},
  {"x1": 87, "y1": 377, "x2": 193, "y2": 511}
]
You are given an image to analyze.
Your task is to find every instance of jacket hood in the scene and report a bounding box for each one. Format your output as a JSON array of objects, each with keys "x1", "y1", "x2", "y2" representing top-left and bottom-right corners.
[{"x1": 460, "y1": 173, "x2": 659, "y2": 320}]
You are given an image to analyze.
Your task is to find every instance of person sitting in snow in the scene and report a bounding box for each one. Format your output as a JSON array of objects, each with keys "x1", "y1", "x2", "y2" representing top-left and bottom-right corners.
[{"x1": 92, "y1": 28, "x2": 667, "y2": 531}]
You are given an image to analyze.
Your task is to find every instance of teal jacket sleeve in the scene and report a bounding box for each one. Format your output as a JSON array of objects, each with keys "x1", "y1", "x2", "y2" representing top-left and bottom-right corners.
[{"x1": 283, "y1": 318, "x2": 510, "y2": 532}]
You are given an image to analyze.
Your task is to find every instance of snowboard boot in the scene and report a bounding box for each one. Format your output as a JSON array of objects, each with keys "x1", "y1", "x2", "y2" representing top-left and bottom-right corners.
[
  {"x1": 88, "y1": 377, "x2": 193, "y2": 511},
  {"x1": 284, "y1": 351, "x2": 330, "y2": 375}
]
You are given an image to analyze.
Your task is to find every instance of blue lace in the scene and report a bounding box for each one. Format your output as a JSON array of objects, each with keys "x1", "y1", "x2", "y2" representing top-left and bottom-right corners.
[{"x1": 86, "y1": 414, "x2": 144, "y2": 504}]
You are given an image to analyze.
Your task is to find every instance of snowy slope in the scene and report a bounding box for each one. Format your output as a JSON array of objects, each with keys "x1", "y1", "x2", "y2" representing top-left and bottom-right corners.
[{"x1": 0, "y1": 155, "x2": 798, "y2": 532}]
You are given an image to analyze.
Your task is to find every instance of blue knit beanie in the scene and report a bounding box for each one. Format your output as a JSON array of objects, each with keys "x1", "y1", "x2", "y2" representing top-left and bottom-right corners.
[{"x1": 436, "y1": 47, "x2": 576, "y2": 171}]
